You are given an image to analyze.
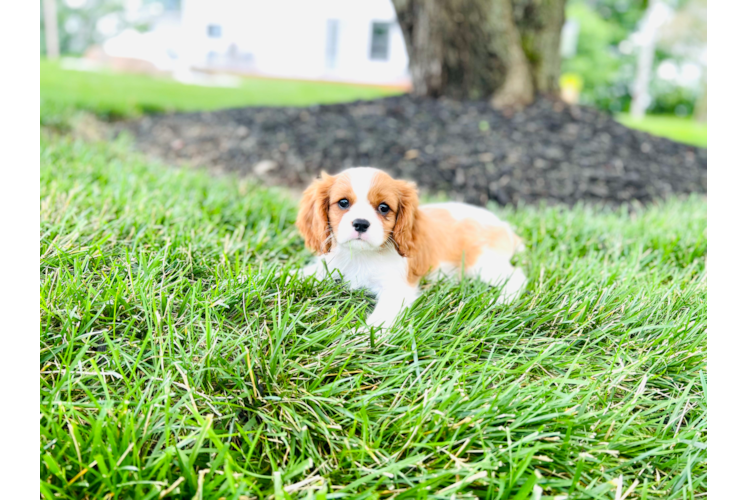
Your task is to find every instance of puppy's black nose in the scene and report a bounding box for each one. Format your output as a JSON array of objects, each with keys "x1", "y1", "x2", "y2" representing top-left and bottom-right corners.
[{"x1": 352, "y1": 219, "x2": 370, "y2": 233}]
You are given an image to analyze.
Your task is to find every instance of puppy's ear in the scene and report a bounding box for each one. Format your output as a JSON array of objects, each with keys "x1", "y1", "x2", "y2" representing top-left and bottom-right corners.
[
  {"x1": 296, "y1": 172, "x2": 335, "y2": 254},
  {"x1": 392, "y1": 180, "x2": 420, "y2": 258}
]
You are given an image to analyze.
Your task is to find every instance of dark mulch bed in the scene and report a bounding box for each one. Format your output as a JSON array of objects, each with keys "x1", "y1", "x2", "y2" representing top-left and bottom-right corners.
[{"x1": 122, "y1": 95, "x2": 707, "y2": 207}]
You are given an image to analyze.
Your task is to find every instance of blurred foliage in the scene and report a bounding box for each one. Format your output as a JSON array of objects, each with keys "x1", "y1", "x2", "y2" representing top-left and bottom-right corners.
[
  {"x1": 562, "y1": 0, "x2": 703, "y2": 116},
  {"x1": 563, "y1": 2, "x2": 626, "y2": 88},
  {"x1": 41, "y1": 1, "x2": 124, "y2": 56},
  {"x1": 40, "y1": 0, "x2": 173, "y2": 56},
  {"x1": 588, "y1": 0, "x2": 650, "y2": 34},
  {"x1": 648, "y1": 74, "x2": 699, "y2": 116}
]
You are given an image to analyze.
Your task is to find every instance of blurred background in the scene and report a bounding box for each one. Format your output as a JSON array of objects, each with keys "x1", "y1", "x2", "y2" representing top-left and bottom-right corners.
[{"x1": 40, "y1": 0, "x2": 706, "y2": 147}]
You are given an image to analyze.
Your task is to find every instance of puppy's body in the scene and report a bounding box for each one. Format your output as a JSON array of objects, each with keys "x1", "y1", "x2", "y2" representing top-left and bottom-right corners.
[{"x1": 297, "y1": 167, "x2": 526, "y2": 328}]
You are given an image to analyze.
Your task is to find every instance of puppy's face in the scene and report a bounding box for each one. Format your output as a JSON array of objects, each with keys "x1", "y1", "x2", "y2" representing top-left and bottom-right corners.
[{"x1": 296, "y1": 167, "x2": 419, "y2": 256}]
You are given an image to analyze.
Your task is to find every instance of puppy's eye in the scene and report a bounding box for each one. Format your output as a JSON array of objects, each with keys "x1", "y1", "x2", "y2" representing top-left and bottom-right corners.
[
  {"x1": 338, "y1": 199, "x2": 350, "y2": 209},
  {"x1": 378, "y1": 203, "x2": 390, "y2": 215}
]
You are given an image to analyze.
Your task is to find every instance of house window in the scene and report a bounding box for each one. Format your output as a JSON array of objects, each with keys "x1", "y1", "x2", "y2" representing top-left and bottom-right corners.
[
  {"x1": 207, "y1": 24, "x2": 222, "y2": 38},
  {"x1": 326, "y1": 19, "x2": 339, "y2": 69},
  {"x1": 369, "y1": 22, "x2": 390, "y2": 60}
]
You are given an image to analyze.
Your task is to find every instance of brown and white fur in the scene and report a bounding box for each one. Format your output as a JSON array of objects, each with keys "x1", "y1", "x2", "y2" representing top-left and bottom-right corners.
[{"x1": 296, "y1": 167, "x2": 527, "y2": 328}]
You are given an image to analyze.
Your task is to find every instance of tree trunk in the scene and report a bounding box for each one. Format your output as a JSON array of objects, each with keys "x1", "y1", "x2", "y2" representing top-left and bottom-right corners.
[{"x1": 392, "y1": 0, "x2": 566, "y2": 107}]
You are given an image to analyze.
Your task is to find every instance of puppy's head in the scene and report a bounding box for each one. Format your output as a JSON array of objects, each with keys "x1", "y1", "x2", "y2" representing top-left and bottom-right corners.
[{"x1": 296, "y1": 167, "x2": 419, "y2": 256}]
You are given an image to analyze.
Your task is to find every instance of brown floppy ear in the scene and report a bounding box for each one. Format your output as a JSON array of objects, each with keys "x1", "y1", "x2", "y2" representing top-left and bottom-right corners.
[
  {"x1": 392, "y1": 180, "x2": 420, "y2": 258},
  {"x1": 296, "y1": 172, "x2": 335, "y2": 254}
]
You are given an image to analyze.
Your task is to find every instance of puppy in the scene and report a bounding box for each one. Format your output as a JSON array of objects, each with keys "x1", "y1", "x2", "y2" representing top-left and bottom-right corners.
[{"x1": 295, "y1": 167, "x2": 527, "y2": 328}]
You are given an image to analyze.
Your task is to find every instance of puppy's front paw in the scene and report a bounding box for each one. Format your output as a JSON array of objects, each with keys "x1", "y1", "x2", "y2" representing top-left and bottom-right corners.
[
  {"x1": 280, "y1": 268, "x2": 306, "y2": 286},
  {"x1": 348, "y1": 322, "x2": 387, "y2": 348},
  {"x1": 349, "y1": 324, "x2": 372, "y2": 337},
  {"x1": 365, "y1": 312, "x2": 395, "y2": 330},
  {"x1": 282, "y1": 263, "x2": 327, "y2": 285}
]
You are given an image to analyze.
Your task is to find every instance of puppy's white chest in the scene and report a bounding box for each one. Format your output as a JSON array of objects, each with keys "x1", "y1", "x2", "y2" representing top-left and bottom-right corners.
[{"x1": 324, "y1": 247, "x2": 408, "y2": 296}]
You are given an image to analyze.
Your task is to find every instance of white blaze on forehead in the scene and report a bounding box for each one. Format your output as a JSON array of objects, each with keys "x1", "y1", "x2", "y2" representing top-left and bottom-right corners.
[
  {"x1": 343, "y1": 167, "x2": 380, "y2": 201},
  {"x1": 335, "y1": 167, "x2": 386, "y2": 248}
]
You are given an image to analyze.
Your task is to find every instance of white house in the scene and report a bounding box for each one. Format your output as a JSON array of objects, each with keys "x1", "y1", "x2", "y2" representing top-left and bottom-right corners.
[{"x1": 179, "y1": 0, "x2": 411, "y2": 87}]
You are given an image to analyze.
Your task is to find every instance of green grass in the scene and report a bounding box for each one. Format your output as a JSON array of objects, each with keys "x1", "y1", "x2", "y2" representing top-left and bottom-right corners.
[
  {"x1": 616, "y1": 115, "x2": 707, "y2": 148},
  {"x1": 41, "y1": 133, "x2": 706, "y2": 499},
  {"x1": 40, "y1": 59, "x2": 402, "y2": 126}
]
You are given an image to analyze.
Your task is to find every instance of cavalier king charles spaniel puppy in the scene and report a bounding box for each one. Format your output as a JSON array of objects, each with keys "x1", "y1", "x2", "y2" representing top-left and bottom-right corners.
[{"x1": 295, "y1": 167, "x2": 527, "y2": 329}]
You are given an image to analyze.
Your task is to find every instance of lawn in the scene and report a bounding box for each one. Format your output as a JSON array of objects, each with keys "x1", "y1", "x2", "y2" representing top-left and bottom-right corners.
[
  {"x1": 40, "y1": 135, "x2": 706, "y2": 498},
  {"x1": 40, "y1": 63, "x2": 706, "y2": 499},
  {"x1": 615, "y1": 114, "x2": 707, "y2": 149},
  {"x1": 40, "y1": 59, "x2": 402, "y2": 123}
]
